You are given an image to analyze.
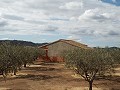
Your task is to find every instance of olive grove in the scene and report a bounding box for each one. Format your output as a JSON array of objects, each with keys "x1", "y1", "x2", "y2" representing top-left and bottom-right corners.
[{"x1": 0, "y1": 42, "x2": 45, "y2": 78}]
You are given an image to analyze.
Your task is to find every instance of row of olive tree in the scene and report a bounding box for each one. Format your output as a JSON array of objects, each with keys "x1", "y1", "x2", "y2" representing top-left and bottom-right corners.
[
  {"x1": 63, "y1": 48, "x2": 119, "y2": 90},
  {"x1": 0, "y1": 42, "x2": 45, "y2": 78},
  {"x1": 104, "y1": 47, "x2": 120, "y2": 64}
]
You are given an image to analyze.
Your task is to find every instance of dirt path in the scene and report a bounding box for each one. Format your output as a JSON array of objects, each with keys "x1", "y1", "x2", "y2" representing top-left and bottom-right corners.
[{"x1": 0, "y1": 62, "x2": 120, "y2": 90}]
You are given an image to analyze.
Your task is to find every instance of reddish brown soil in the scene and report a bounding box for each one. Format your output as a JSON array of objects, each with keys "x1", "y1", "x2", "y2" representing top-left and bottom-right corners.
[{"x1": 0, "y1": 62, "x2": 120, "y2": 90}]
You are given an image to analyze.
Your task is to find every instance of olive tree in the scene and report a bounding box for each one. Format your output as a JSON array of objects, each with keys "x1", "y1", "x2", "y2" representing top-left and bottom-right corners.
[
  {"x1": 105, "y1": 47, "x2": 120, "y2": 64},
  {"x1": 0, "y1": 42, "x2": 45, "y2": 78},
  {"x1": 64, "y1": 48, "x2": 114, "y2": 90},
  {"x1": 20, "y1": 46, "x2": 45, "y2": 67},
  {"x1": 0, "y1": 42, "x2": 23, "y2": 77}
]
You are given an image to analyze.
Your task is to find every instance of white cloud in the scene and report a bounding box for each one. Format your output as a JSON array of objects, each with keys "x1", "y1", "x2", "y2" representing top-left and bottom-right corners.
[
  {"x1": 0, "y1": 18, "x2": 8, "y2": 27},
  {"x1": 67, "y1": 35, "x2": 81, "y2": 40},
  {"x1": 112, "y1": 0, "x2": 116, "y2": 3},
  {"x1": 59, "y1": 1, "x2": 83, "y2": 10},
  {"x1": 69, "y1": 17, "x2": 78, "y2": 21},
  {"x1": 0, "y1": 0, "x2": 120, "y2": 47},
  {"x1": 78, "y1": 8, "x2": 116, "y2": 22}
]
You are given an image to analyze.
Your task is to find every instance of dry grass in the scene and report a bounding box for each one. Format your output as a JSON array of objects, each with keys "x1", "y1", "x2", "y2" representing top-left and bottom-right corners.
[{"x1": 0, "y1": 62, "x2": 120, "y2": 90}]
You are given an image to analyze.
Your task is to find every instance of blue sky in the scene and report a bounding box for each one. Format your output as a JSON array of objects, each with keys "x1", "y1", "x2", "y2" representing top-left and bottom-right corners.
[
  {"x1": 0, "y1": 0, "x2": 120, "y2": 47},
  {"x1": 101, "y1": 0, "x2": 120, "y2": 6}
]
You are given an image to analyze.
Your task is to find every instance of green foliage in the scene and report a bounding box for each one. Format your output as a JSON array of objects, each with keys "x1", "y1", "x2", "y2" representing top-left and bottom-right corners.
[
  {"x1": 0, "y1": 41, "x2": 45, "y2": 77},
  {"x1": 20, "y1": 46, "x2": 45, "y2": 67},
  {"x1": 63, "y1": 48, "x2": 114, "y2": 90},
  {"x1": 0, "y1": 42, "x2": 19, "y2": 77},
  {"x1": 104, "y1": 47, "x2": 120, "y2": 64}
]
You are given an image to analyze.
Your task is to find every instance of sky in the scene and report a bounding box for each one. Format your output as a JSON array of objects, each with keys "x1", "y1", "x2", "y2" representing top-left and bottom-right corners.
[{"x1": 0, "y1": 0, "x2": 120, "y2": 47}]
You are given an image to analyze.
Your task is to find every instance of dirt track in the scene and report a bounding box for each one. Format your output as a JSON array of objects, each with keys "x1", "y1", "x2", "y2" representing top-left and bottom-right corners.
[{"x1": 0, "y1": 62, "x2": 120, "y2": 90}]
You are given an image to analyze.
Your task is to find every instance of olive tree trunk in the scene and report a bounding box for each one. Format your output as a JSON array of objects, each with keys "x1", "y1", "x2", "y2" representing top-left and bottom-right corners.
[
  {"x1": 89, "y1": 81, "x2": 93, "y2": 90},
  {"x1": 24, "y1": 63, "x2": 27, "y2": 67}
]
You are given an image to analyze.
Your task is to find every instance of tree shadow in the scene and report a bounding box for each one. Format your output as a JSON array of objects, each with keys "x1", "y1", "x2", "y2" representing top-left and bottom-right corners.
[
  {"x1": 25, "y1": 66, "x2": 61, "y2": 72},
  {"x1": 66, "y1": 78, "x2": 84, "y2": 82},
  {"x1": 106, "y1": 76, "x2": 120, "y2": 83},
  {"x1": 34, "y1": 62, "x2": 56, "y2": 66},
  {"x1": 15, "y1": 74, "x2": 61, "y2": 81},
  {"x1": 95, "y1": 75, "x2": 120, "y2": 83},
  {"x1": 0, "y1": 74, "x2": 61, "y2": 81}
]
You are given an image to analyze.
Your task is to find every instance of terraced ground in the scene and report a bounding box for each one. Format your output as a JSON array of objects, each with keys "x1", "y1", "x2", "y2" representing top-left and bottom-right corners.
[{"x1": 0, "y1": 62, "x2": 120, "y2": 90}]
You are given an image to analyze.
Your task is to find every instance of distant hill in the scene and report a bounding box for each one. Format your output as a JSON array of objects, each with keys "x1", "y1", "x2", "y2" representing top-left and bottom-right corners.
[
  {"x1": 0, "y1": 40, "x2": 48, "y2": 47},
  {"x1": 93, "y1": 47, "x2": 120, "y2": 50}
]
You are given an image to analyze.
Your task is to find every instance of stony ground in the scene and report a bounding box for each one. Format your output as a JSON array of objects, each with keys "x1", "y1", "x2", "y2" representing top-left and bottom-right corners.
[{"x1": 0, "y1": 62, "x2": 120, "y2": 90}]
